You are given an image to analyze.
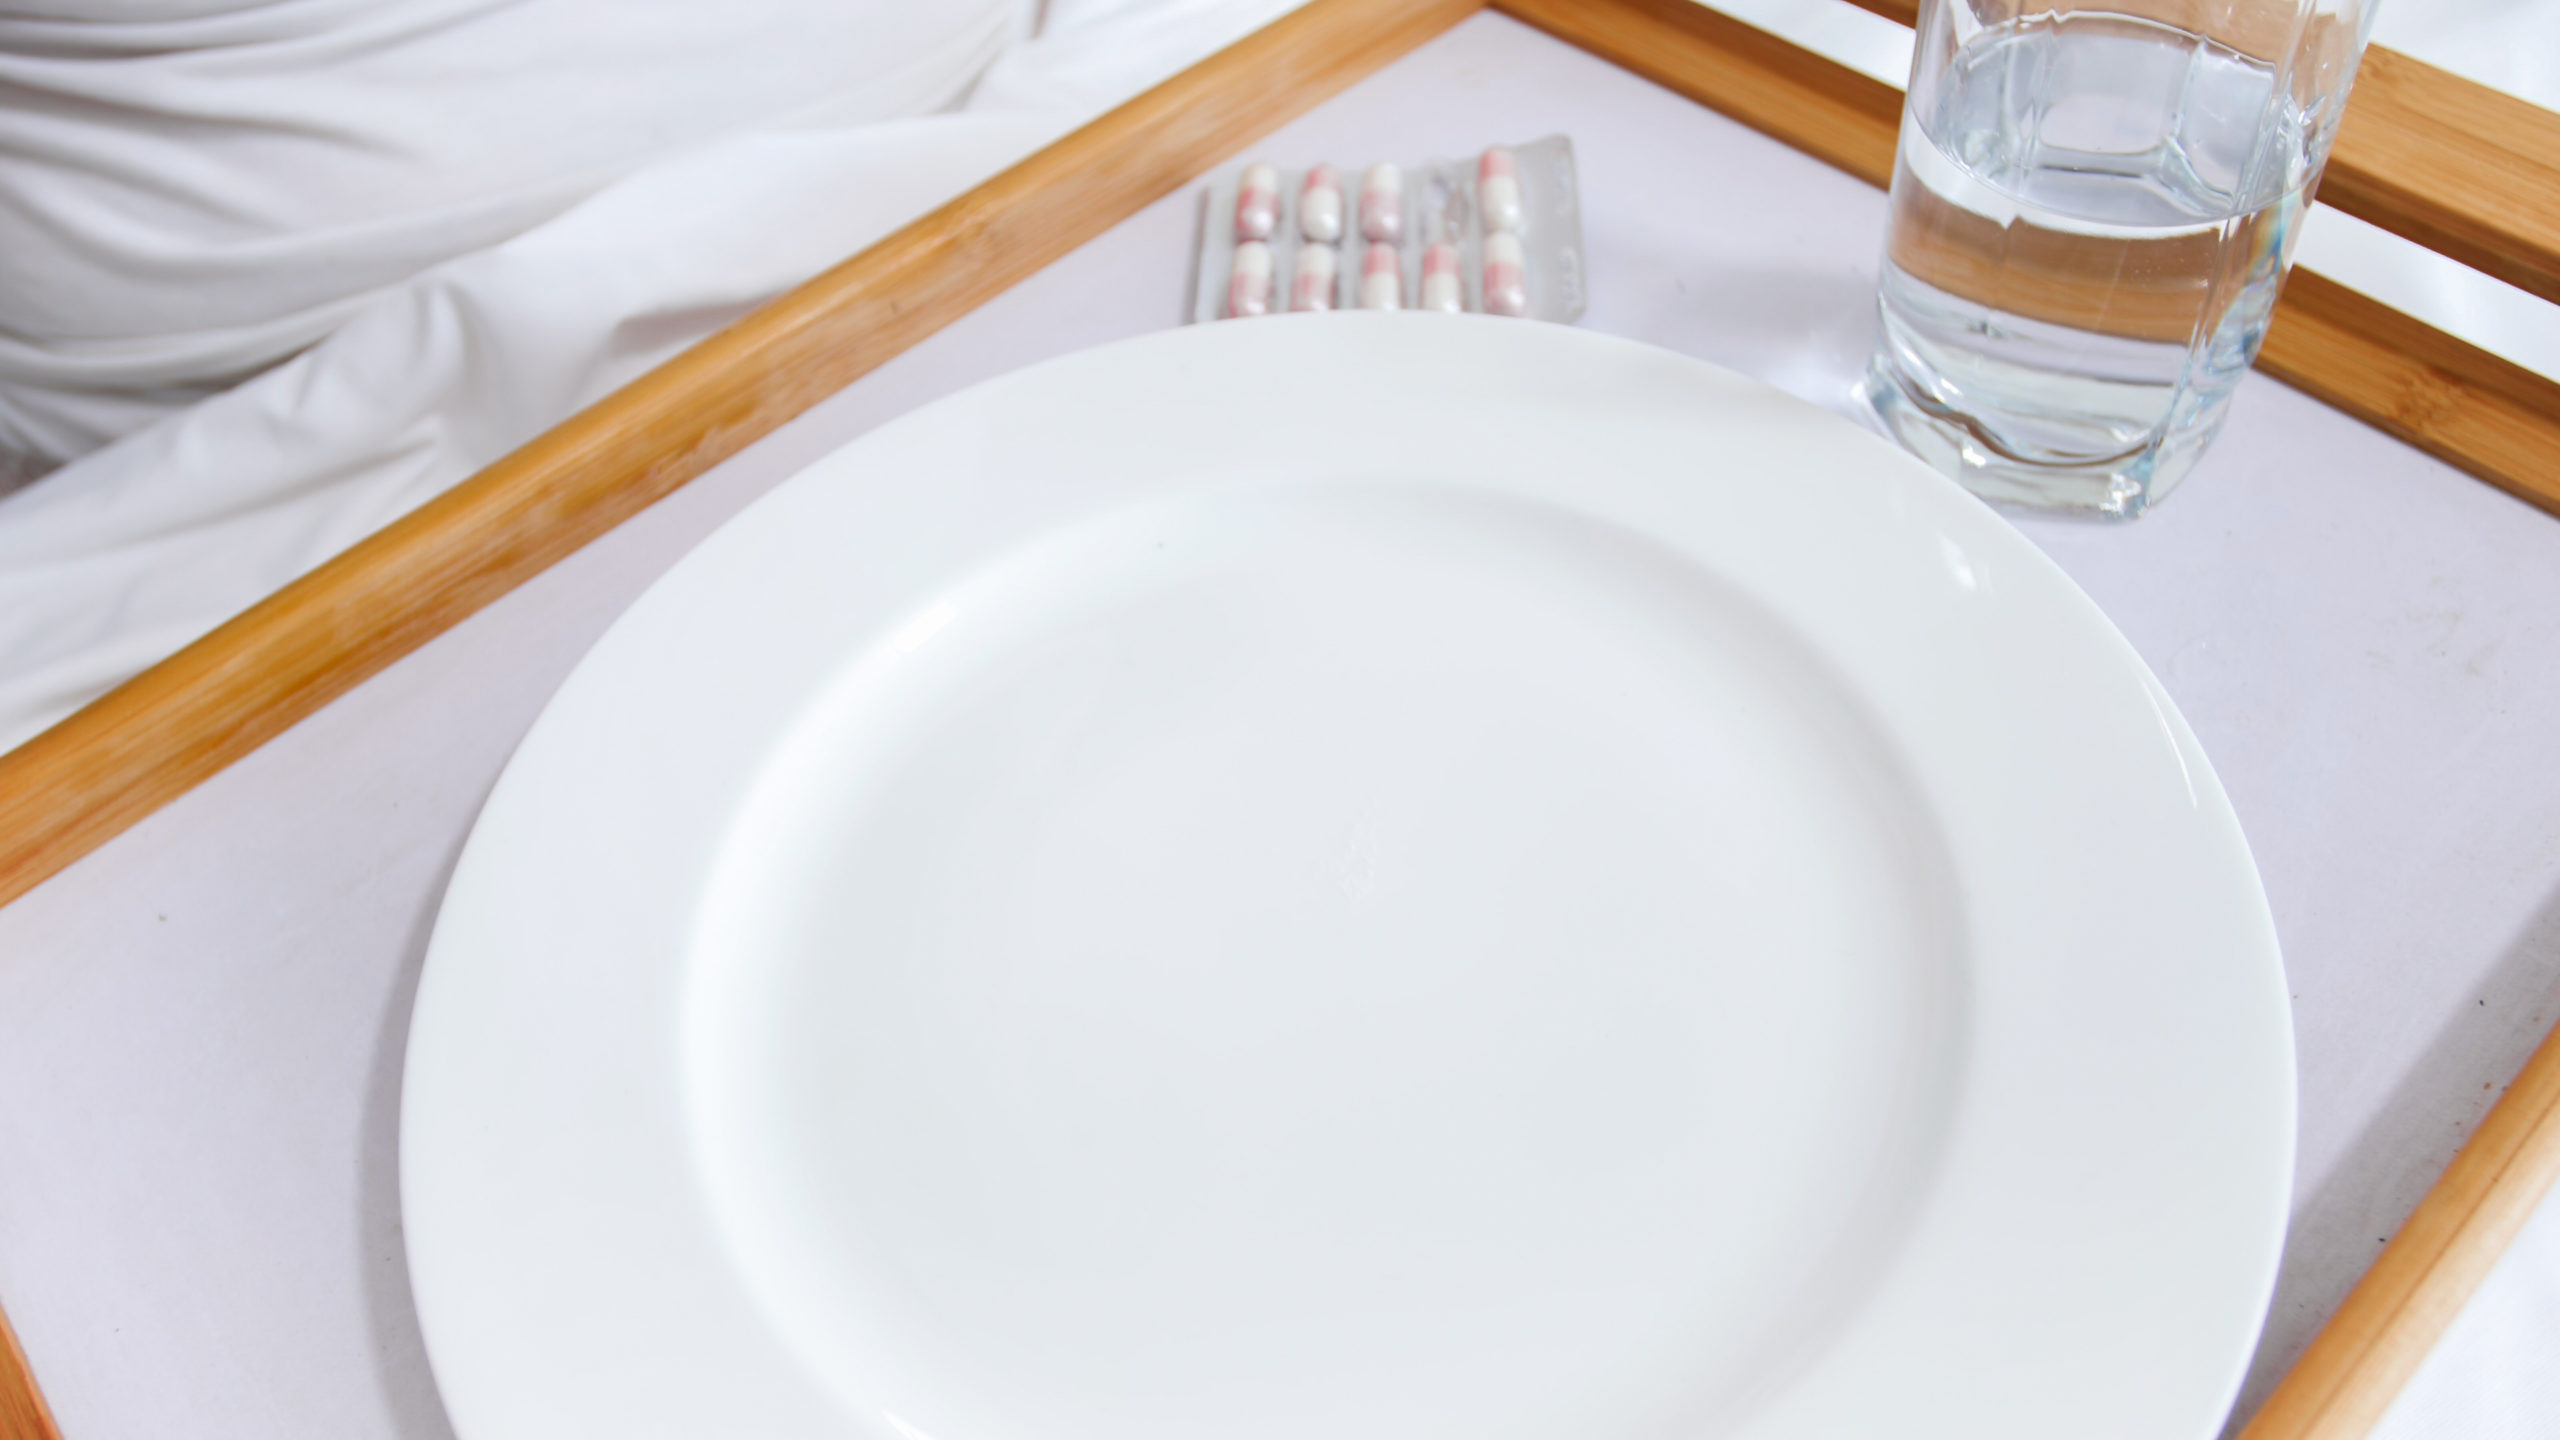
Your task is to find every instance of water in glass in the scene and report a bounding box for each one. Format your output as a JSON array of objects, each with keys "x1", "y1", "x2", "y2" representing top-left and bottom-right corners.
[{"x1": 1866, "y1": 6, "x2": 2356, "y2": 517}]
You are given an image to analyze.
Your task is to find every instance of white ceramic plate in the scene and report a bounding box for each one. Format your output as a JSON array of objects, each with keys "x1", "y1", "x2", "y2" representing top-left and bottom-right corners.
[{"x1": 403, "y1": 316, "x2": 2292, "y2": 1440}]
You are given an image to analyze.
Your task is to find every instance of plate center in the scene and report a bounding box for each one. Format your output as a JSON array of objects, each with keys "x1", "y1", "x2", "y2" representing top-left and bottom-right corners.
[{"x1": 687, "y1": 484, "x2": 1963, "y2": 1440}]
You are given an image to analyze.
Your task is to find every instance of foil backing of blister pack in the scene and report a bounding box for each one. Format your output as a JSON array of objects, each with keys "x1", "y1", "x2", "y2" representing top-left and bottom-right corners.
[{"x1": 1188, "y1": 136, "x2": 1586, "y2": 324}]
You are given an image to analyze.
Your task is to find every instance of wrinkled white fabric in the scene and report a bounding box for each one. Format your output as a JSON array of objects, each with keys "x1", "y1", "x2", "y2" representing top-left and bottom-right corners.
[
  {"x1": 0, "y1": 0, "x2": 1303, "y2": 750},
  {"x1": 0, "y1": 0, "x2": 1033, "y2": 475}
]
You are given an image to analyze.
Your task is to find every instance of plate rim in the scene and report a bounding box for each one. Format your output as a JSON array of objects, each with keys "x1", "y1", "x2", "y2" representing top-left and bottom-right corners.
[{"x1": 401, "y1": 314, "x2": 2295, "y2": 1440}]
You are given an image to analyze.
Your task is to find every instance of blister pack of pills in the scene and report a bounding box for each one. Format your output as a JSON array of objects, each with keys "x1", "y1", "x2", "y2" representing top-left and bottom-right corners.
[{"x1": 1188, "y1": 136, "x2": 1586, "y2": 324}]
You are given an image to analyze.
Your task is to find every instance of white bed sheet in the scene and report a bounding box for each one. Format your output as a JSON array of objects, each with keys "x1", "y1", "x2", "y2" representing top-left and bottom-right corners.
[
  {"x1": 0, "y1": 4, "x2": 2554, "y2": 1436},
  {"x1": 0, "y1": 0, "x2": 1304, "y2": 753},
  {"x1": 3, "y1": 0, "x2": 2556, "y2": 759},
  {"x1": 0, "y1": 0, "x2": 1032, "y2": 474},
  {"x1": 5, "y1": 21, "x2": 2556, "y2": 1437}
]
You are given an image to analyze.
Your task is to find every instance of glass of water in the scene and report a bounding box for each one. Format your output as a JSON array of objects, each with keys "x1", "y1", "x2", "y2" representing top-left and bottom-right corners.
[{"x1": 1864, "y1": 0, "x2": 2378, "y2": 518}]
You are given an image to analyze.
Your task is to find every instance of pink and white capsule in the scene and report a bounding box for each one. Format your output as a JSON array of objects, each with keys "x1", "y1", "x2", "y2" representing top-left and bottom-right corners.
[
  {"x1": 1420, "y1": 242, "x2": 1464, "y2": 313},
  {"x1": 1298, "y1": 163, "x2": 1344, "y2": 243},
  {"x1": 1359, "y1": 163, "x2": 1403, "y2": 244},
  {"x1": 1478, "y1": 147, "x2": 1523, "y2": 234},
  {"x1": 1291, "y1": 241, "x2": 1337, "y2": 311},
  {"x1": 1359, "y1": 242, "x2": 1402, "y2": 310},
  {"x1": 1482, "y1": 231, "x2": 1528, "y2": 317},
  {"x1": 1227, "y1": 240, "x2": 1274, "y2": 318},
  {"x1": 1234, "y1": 162, "x2": 1279, "y2": 242}
]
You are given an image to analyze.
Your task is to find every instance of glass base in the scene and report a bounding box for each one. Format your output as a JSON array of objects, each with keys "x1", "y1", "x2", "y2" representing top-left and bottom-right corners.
[{"x1": 1860, "y1": 356, "x2": 2213, "y2": 522}]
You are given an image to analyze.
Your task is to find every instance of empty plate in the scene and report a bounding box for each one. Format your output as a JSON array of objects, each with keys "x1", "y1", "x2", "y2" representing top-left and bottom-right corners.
[{"x1": 402, "y1": 316, "x2": 2292, "y2": 1440}]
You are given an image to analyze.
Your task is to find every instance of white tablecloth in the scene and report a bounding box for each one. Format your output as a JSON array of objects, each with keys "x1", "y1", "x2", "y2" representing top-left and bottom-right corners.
[{"x1": 1, "y1": 12, "x2": 2557, "y2": 1439}]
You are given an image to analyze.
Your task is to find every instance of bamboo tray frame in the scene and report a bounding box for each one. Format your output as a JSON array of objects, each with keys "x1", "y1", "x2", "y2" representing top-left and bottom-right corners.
[{"x1": 4, "y1": 1, "x2": 2559, "y2": 1437}]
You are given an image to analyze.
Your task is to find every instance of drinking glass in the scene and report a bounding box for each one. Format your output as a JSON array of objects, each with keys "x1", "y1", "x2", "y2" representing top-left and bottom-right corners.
[{"x1": 1864, "y1": 0, "x2": 2379, "y2": 517}]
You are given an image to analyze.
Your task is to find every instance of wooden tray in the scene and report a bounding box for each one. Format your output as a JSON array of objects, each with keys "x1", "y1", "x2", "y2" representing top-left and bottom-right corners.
[{"x1": 4, "y1": 2, "x2": 2557, "y2": 1437}]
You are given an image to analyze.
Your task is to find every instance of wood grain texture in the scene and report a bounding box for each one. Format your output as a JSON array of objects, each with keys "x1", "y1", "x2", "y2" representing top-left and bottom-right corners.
[
  {"x1": 0, "y1": 1304, "x2": 60, "y2": 1440},
  {"x1": 2323, "y1": 46, "x2": 2560, "y2": 308},
  {"x1": 1484, "y1": 15, "x2": 2560, "y2": 1433},
  {"x1": 2256, "y1": 270, "x2": 2560, "y2": 515},
  {"x1": 1836, "y1": 0, "x2": 1919, "y2": 25},
  {"x1": 2239, "y1": 1018, "x2": 2560, "y2": 1440},
  {"x1": 0, "y1": 1, "x2": 2553, "y2": 1434},
  {"x1": 1496, "y1": 0, "x2": 2560, "y2": 523},
  {"x1": 1832, "y1": 0, "x2": 2560, "y2": 305},
  {"x1": 1496, "y1": 0, "x2": 1903, "y2": 186},
  {"x1": 0, "y1": 4, "x2": 1489, "y2": 1425},
  {"x1": 0, "y1": 0, "x2": 1485, "y2": 915}
]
